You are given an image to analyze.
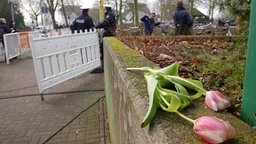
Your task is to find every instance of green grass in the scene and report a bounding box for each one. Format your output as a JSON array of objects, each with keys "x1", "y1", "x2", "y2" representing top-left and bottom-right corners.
[
  {"x1": 197, "y1": 49, "x2": 245, "y2": 90},
  {"x1": 193, "y1": 46, "x2": 246, "y2": 116},
  {"x1": 179, "y1": 43, "x2": 246, "y2": 113}
]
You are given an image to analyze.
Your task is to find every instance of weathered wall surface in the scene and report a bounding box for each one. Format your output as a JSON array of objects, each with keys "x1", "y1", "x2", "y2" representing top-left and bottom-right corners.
[{"x1": 103, "y1": 37, "x2": 256, "y2": 144}]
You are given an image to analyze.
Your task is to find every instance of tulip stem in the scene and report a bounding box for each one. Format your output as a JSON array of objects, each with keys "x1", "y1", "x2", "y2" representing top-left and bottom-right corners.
[
  {"x1": 127, "y1": 67, "x2": 159, "y2": 75},
  {"x1": 127, "y1": 67, "x2": 145, "y2": 71},
  {"x1": 175, "y1": 111, "x2": 195, "y2": 124}
]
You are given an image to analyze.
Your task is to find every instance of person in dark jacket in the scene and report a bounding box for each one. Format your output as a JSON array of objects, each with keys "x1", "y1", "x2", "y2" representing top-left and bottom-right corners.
[
  {"x1": 140, "y1": 13, "x2": 161, "y2": 36},
  {"x1": 71, "y1": 5, "x2": 94, "y2": 33},
  {"x1": 173, "y1": 1, "x2": 193, "y2": 35},
  {"x1": 95, "y1": 4, "x2": 117, "y2": 37},
  {"x1": 0, "y1": 18, "x2": 11, "y2": 46},
  {"x1": 9, "y1": 20, "x2": 19, "y2": 33},
  {"x1": 91, "y1": 4, "x2": 117, "y2": 73}
]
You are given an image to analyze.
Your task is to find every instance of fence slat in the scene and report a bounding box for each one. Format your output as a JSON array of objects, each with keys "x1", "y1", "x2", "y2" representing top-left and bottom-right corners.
[
  {"x1": 50, "y1": 55, "x2": 60, "y2": 75},
  {"x1": 58, "y1": 53, "x2": 67, "y2": 72}
]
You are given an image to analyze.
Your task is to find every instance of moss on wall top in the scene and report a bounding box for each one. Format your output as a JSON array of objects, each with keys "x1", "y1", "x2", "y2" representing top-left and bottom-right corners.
[
  {"x1": 106, "y1": 37, "x2": 154, "y2": 67},
  {"x1": 104, "y1": 37, "x2": 156, "y2": 98}
]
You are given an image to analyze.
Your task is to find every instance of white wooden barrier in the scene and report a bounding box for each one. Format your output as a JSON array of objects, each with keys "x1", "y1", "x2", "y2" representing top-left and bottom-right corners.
[
  {"x1": 1, "y1": 29, "x2": 71, "y2": 64},
  {"x1": 30, "y1": 29, "x2": 101, "y2": 99},
  {"x1": 3, "y1": 33, "x2": 21, "y2": 64}
]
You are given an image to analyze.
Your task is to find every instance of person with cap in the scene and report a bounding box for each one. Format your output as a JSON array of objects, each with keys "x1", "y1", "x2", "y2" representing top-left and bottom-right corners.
[
  {"x1": 173, "y1": 1, "x2": 193, "y2": 35},
  {"x1": 95, "y1": 4, "x2": 117, "y2": 37},
  {"x1": 140, "y1": 13, "x2": 161, "y2": 36},
  {"x1": 91, "y1": 4, "x2": 117, "y2": 73},
  {"x1": 71, "y1": 4, "x2": 94, "y2": 33}
]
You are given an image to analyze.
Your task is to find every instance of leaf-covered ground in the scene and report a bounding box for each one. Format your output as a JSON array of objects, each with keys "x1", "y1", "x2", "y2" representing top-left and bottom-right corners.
[{"x1": 119, "y1": 36, "x2": 246, "y2": 117}]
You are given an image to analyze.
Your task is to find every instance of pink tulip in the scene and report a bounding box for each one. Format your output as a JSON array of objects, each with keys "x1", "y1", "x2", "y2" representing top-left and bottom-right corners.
[
  {"x1": 194, "y1": 116, "x2": 235, "y2": 144},
  {"x1": 205, "y1": 91, "x2": 231, "y2": 111}
]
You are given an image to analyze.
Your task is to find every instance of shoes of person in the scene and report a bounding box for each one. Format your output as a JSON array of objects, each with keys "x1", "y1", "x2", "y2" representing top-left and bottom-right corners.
[{"x1": 90, "y1": 67, "x2": 104, "y2": 73}]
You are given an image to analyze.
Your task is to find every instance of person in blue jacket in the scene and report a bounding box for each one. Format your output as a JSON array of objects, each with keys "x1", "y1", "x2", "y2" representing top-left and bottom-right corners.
[
  {"x1": 71, "y1": 5, "x2": 94, "y2": 33},
  {"x1": 140, "y1": 13, "x2": 161, "y2": 36},
  {"x1": 173, "y1": 1, "x2": 193, "y2": 35}
]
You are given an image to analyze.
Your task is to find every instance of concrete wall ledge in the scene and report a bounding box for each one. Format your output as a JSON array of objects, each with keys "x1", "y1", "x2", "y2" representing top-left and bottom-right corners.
[{"x1": 103, "y1": 37, "x2": 256, "y2": 144}]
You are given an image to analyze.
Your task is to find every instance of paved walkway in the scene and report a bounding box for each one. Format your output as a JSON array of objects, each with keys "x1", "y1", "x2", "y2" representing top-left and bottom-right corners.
[{"x1": 0, "y1": 49, "x2": 110, "y2": 144}]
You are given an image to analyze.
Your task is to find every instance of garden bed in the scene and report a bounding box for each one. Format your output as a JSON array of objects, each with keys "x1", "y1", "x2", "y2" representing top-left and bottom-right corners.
[{"x1": 118, "y1": 36, "x2": 246, "y2": 118}]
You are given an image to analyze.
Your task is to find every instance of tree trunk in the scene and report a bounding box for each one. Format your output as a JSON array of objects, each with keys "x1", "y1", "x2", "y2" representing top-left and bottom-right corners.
[
  {"x1": 49, "y1": 9, "x2": 57, "y2": 29},
  {"x1": 119, "y1": 0, "x2": 123, "y2": 24},
  {"x1": 208, "y1": 0, "x2": 212, "y2": 17},
  {"x1": 60, "y1": 0, "x2": 68, "y2": 26},
  {"x1": 45, "y1": 0, "x2": 59, "y2": 29},
  {"x1": 189, "y1": 0, "x2": 194, "y2": 14},
  {"x1": 134, "y1": 0, "x2": 138, "y2": 26}
]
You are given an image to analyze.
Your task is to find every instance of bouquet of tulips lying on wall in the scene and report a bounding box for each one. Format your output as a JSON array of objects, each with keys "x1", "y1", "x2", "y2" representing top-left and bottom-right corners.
[{"x1": 127, "y1": 63, "x2": 235, "y2": 144}]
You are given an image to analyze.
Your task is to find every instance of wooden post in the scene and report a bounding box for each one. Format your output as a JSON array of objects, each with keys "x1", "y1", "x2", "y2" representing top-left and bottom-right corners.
[{"x1": 240, "y1": 0, "x2": 256, "y2": 126}]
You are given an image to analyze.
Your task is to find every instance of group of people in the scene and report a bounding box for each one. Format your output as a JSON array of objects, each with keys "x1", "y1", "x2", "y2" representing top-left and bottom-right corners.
[
  {"x1": 70, "y1": 1, "x2": 193, "y2": 38},
  {"x1": 141, "y1": 1, "x2": 193, "y2": 36},
  {"x1": 70, "y1": 1, "x2": 192, "y2": 72},
  {"x1": 2, "y1": 1, "x2": 192, "y2": 46},
  {"x1": 71, "y1": 4, "x2": 116, "y2": 37},
  {"x1": 0, "y1": 18, "x2": 18, "y2": 46}
]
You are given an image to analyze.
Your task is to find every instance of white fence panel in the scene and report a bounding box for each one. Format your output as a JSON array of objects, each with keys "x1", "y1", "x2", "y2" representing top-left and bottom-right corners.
[
  {"x1": 30, "y1": 30, "x2": 101, "y2": 94},
  {"x1": 3, "y1": 33, "x2": 21, "y2": 64}
]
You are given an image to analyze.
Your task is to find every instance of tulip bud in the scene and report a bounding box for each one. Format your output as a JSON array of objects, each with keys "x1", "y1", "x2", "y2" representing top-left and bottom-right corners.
[
  {"x1": 205, "y1": 91, "x2": 231, "y2": 111},
  {"x1": 194, "y1": 116, "x2": 235, "y2": 144}
]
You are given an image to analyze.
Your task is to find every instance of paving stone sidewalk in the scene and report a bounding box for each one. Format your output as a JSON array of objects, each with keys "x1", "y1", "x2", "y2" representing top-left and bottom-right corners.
[{"x1": 0, "y1": 50, "x2": 110, "y2": 144}]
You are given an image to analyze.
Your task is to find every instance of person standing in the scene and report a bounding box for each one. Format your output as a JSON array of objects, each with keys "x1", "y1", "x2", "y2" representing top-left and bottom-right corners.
[
  {"x1": 0, "y1": 18, "x2": 11, "y2": 62},
  {"x1": 0, "y1": 18, "x2": 11, "y2": 46},
  {"x1": 92, "y1": 4, "x2": 117, "y2": 73},
  {"x1": 140, "y1": 13, "x2": 161, "y2": 36},
  {"x1": 173, "y1": 1, "x2": 193, "y2": 35},
  {"x1": 71, "y1": 5, "x2": 95, "y2": 33},
  {"x1": 95, "y1": 4, "x2": 117, "y2": 37},
  {"x1": 9, "y1": 20, "x2": 19, "y2": 33}
]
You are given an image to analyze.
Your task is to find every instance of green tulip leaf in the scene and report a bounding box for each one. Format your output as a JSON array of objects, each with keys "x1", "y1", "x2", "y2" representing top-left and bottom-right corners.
[
  {"x1": 141, "y1": 73, "x2": 159, "y2": 128},
  {"x1": 157, "y1": 86, "x2": 193, "y2": 110},
  {"x1": 173, "y1": 81, "x2": 189, "y2": 95},
  {"x1": 157, "y1": 73, "x2": 206, "y2": 93},
  {"x1": 159, "y1": 93, "x2": 181, "y2": 112},
  {"x1": 159, "y1": 63, "x2": 179, "y2": 75}
]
